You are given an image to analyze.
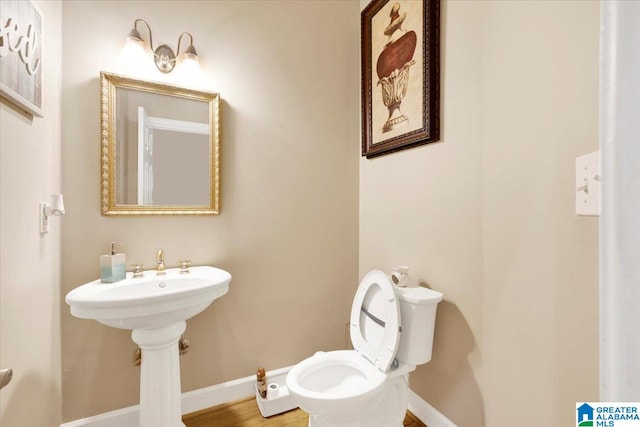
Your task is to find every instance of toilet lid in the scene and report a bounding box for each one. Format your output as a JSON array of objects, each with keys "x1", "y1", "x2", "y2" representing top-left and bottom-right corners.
[{"x1": 350, "y1": 270, "x2": 401, "y2": 372}]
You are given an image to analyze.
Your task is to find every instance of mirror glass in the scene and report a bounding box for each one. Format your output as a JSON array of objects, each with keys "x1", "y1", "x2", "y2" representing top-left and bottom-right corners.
[{"x1": 100, "y1": 72, "x2": 220, "y2": 215}]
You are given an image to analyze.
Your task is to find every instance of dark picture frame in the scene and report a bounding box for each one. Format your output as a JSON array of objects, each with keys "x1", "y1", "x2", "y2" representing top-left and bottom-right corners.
[{"x1": 361, "y1": 0, "x2": 440, "y2": 158}]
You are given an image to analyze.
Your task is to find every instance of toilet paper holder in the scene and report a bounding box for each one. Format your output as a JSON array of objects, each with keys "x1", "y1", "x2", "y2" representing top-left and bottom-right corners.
[
  {"x1": 255, "y1": 379, "x2": 298, "y2": 418},
  {"x1": 390, "y1": 265, "x2": 409, "y2": 287}
]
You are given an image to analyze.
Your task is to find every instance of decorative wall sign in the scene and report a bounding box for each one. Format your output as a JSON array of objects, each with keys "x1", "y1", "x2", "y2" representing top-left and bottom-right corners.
[
  {"x1": 361, "y1": 0, "x2": 440, "y2": 158},
  {"x1": 0, "y1": 0, "x2": 44, "y2": 117}
]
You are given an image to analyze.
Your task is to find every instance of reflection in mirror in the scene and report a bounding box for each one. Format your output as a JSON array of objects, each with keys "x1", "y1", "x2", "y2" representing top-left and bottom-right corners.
[{"x1": 100, "y1": 72, "x2": 220, "y2": 215}]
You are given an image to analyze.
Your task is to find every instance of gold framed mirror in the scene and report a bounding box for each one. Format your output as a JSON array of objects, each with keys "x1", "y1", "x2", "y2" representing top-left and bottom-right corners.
[{"x1": 100, "y1": 72, "x2": 220, "y2": 215}]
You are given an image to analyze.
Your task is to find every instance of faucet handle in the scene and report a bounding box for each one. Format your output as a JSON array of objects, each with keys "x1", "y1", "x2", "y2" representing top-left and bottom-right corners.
[
  {"x1": 131, "y1": 263, "x2": 144, "y2": 278},
  {"x1": 178, "y1": 259, "x2": 191, "y2": 274}
]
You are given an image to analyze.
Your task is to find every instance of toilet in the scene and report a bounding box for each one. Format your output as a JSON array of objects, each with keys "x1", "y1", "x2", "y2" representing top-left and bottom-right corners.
[{"x1": 286, "y1": 270, "x2": 442, "y2": 427}]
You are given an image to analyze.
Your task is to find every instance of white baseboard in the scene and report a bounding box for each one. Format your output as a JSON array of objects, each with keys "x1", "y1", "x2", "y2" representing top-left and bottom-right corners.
[
  {"x1": 60, "y1": 366, "x2": 293, "y2": 427},
  {"x1": 61, "y1": 366, "x2": 455, "y2": 427},
  {"x1": 408, "y1": 389, "x2": 457, "y2": 427},
  {"x1": 181, "y1": 365, "x2": 292, "y2": 415},
  {"x1": 60, "y1": 406, "x2": 139, "y2": 427}
]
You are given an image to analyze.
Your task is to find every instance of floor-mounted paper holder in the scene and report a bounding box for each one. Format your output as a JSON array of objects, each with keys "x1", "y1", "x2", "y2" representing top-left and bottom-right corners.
[{"x1": 255, "y1": 375, "x2": 298, "y2": 417}]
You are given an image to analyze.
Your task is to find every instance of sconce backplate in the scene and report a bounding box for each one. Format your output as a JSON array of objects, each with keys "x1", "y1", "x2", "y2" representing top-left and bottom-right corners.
[{"x1": 154, "y1": 44, "x2": 176, "y2": 73}]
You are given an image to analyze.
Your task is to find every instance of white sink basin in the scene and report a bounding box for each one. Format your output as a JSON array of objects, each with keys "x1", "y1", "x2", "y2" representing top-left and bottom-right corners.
[
  {"x1": 66, "y1": 266, "x2": 231, "y2": 330},
  {"x1": 65, "y1": 265, "x2": 231, "y2": 427}
]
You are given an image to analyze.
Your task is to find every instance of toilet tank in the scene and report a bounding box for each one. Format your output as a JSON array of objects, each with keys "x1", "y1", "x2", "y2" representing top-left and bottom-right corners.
[{"x1": 394, "y1": 286, "x2": 443, "y2": 365}]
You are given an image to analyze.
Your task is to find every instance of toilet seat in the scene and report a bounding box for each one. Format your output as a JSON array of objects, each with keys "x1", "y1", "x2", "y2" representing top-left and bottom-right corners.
[
  {"x1": 286, "y1": 350, "x2": 386, "y2": 400},
  {"x1": 350, "y1": 270, "x2": 401, "y2": 372},
  {"x1": 286, "y1": 350, "x2": 388, "y2": 423}
]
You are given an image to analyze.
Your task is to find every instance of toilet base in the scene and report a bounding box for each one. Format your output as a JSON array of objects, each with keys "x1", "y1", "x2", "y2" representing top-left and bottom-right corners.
[
  {"x1": 305, "y1": 375, "x2": 409, "y2": 427},
  {"x1": 308, "y1": 415, "x2": 360, "y2": 427},
  {"x1": 308, "y1": 420, "x2": 402, "y2": 427}
]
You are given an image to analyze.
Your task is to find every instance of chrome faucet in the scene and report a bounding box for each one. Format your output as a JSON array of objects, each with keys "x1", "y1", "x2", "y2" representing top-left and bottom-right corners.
[{"x1": 156, "y1": 248, "x2": 166, "y2": 275}]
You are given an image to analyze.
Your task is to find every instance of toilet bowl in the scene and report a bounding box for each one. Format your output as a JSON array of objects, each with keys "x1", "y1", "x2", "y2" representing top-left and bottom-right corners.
[
  {"x1": 286, "y1": 350, "x2": 386, "y2": 425},
  {"x1": 286, "y1": 270, "x2": 442, "y2": 427}
]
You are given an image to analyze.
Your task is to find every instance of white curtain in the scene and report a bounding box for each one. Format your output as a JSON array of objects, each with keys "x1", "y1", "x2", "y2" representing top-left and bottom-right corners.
[{"x1": 600, "y1": 0, "x2": 640, "y2": 401}]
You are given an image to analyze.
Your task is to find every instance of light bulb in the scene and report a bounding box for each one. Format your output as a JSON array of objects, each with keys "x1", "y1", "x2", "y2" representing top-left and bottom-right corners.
[
  {"x1": 178, "y1": 55, "x2": 205, "y2": 88},
  {"x1": 118, "y1": 37, "x2": 149, "y2": 75}
]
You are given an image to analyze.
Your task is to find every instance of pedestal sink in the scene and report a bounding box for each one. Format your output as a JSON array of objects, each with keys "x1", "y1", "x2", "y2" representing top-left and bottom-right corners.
[{"x1": 65, "y1": 266, "x2": 231, "y2": 427}]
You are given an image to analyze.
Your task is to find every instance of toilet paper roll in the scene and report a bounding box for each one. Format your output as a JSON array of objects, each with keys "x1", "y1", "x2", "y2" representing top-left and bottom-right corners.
[
  {"x1": 50, "y1": 194, "x2": 65, "y2": 215},
  {"x1": 267, "y1": 382, "x2": 280, "y2": 399},
  {"x1": 391, "y1": 271, "x2": 409, "y2": 287}
]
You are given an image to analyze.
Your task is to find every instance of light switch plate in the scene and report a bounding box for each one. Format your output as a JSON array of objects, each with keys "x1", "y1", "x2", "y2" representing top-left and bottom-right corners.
[
  {"x1": 575, "y1": 151, "x2": 600, "y2": 216},
  {"x1": 39, "y1": 202, "x2": 49, "y2": 233}
]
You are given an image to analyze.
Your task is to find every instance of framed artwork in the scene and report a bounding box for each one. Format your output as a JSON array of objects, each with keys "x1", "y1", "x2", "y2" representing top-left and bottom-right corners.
[
  {"x1": 361, "y1": 0, "x2": 440, "y2": 158},
  {"x1": 0, "y1": 0, "x2": 44, "y2": 117}
]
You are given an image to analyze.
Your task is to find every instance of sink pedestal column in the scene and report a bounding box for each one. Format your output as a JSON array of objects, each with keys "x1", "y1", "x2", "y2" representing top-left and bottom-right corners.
[{"x1": 132, "y1": 321, "x2": 186, "y2": 427}]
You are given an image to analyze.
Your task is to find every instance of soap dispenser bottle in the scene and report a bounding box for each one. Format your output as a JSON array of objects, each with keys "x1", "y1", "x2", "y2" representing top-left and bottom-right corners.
[{"x1": 100, "y1": 242, "x2": 126, "y2": 283}]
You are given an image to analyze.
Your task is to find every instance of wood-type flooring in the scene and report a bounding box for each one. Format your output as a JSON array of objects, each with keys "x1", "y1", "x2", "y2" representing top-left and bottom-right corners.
[{"x1": 183, "y1": 396, "x2": 427, "y2": 427}]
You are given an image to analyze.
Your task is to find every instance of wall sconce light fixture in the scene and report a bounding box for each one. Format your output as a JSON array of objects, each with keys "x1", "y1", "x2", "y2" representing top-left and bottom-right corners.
[
  {"x1": 40, "y1": 194, "x2": 65, "y2": 234},
  {"x1": 124, "y1": 19, "x2": 199, "y2": 74}
]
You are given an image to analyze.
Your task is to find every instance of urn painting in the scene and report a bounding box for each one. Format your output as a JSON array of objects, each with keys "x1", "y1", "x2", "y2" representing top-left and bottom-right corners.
[
  {"x1": 376, "y1": 3, "x2": 417, "y2": 133},
  {"x1": 362, "y1": 0, "x2": 440, "y2": 158}
]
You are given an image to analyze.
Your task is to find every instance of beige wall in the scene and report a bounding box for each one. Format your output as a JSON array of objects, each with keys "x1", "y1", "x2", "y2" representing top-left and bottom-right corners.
[
  {"x1": 61, "y1": 0, "x2": 359, "y2": 421},
  {"x1": 0, "y1": 1, "x2": 63, "y2": 426},
  {"x1": 360, "y1": 1, "x2": 599, "y2": 426},
  {"x1": 480, "y1": 2, "x2": 599, "y2": 425},
  {"x1": 153, "y1": 131, "x2": 209, "y2": 206}
]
